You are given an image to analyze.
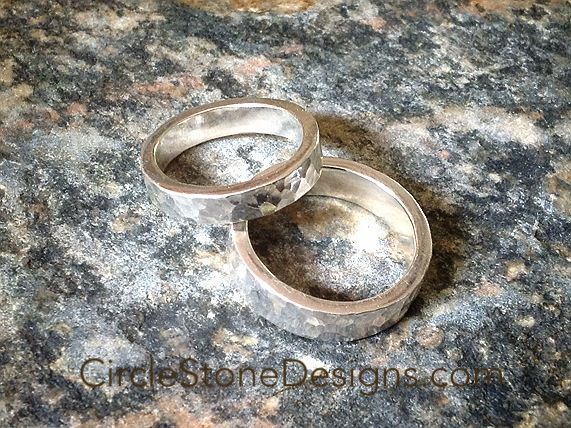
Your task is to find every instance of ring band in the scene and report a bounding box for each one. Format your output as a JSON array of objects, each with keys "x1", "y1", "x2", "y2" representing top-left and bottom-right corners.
[
  {"x1": 141, "y1": 98, "x2": 321, "y2": 224},
  {"x1": 232, "y1": 157, "x2": 432, "y2": 341}
]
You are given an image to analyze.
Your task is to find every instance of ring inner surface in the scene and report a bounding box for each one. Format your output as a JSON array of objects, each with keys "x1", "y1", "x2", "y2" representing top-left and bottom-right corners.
[
  {"x1": 248, "y1": 168, "x2": 416, "y2": 302},
  {"x1": 155, "y1": 105, "x2": 303, "y2": 172}
]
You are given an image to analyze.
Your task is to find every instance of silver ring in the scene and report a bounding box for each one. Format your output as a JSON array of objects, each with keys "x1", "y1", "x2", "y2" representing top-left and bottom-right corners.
[
  {"x1": 141, "y1": 98, "x2": 321, "y2": 224},
  {"x1": 232, "y1": 157, "x2": 432, "y2": 341}
]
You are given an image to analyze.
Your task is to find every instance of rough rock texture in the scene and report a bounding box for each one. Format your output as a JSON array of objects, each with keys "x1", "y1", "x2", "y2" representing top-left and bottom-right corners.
[{"x1": 0, "y1": 0, "x2": 570, "y2": 426}]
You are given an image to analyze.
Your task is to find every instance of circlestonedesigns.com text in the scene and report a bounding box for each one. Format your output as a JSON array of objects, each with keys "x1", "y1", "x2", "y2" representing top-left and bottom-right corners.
[{"x1": 80, "y1": 357, "x2": 503, "y2": 395}]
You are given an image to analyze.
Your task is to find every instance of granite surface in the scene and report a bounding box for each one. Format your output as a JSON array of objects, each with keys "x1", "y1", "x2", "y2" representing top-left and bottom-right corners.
[{"x1": 1, "y1": 0, "x2": 570, "y2": 426}]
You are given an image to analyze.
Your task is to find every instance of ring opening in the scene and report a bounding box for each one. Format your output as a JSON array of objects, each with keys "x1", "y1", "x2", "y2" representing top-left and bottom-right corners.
[
  {"x1": 165, "y1": 134, "x2": 296, "y2": 187},
  {"x1": 247, "y1": 167, "x2": 416, "y2": 302}
]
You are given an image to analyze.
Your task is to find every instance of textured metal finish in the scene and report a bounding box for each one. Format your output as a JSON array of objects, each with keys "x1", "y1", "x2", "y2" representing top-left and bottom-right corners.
[
  {"x1": 141, "y1": 98, "x2": 321, "y2": 224},
  {"x1": 232, "y1": 158, "x2": 432, "y2": 341}
]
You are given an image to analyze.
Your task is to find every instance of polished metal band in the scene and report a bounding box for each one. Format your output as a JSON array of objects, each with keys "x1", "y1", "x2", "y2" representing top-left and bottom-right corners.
[
  {"x1": 141, "y1": 98, "x2": 321, "y2": 224},
  {"x1": 232, "y1": 157, "x2": 432, "y2": 341}
]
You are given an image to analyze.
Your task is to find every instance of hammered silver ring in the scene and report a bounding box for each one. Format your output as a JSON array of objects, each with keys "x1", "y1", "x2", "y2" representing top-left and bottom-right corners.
[
  {"x1": 141, "y1": 98, "x2": 321, "y2": 224},
  {"x1": 231, "y1": 157, "x2": 432, "y2": 341}
]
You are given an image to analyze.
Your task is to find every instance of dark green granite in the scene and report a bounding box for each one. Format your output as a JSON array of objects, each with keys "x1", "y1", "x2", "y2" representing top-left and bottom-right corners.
[{"x1": 0, "y1": 0, "x2": 569, "y2": 426}]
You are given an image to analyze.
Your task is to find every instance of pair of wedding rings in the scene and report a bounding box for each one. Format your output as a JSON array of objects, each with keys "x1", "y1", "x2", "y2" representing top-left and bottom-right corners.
[{"x1": 141, "y1": 98, "x2": 431, "y2": 341}]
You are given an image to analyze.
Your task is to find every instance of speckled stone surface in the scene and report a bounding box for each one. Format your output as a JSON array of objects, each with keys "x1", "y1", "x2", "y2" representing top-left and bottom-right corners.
[{"x1": 0, "y1": 0, "x2": 570, "y2": 427}]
